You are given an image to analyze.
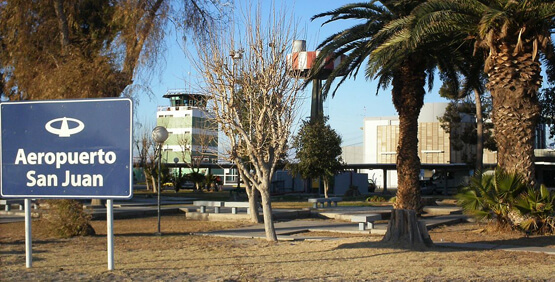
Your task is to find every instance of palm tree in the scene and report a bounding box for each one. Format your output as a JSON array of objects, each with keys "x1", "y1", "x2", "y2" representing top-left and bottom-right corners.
[
  {"x1": 439, "y1": 44, "x2": 489, "y2": 175},
  {"x1": 411, "y1": 0, "x2": 555, "y2": 185},
  {"x1": 310, "y1": 1, "x2": 463, "y2": 247}
]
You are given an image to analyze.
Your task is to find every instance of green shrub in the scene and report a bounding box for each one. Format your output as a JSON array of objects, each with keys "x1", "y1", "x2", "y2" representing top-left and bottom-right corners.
[
  {"x1": 366, "y1": 195, "x2": 386, "y2": 202},
  {"x1": 42, "y1": 199, "x2": 95, "y2": 238},
  {"x1": 456, "y1": 169, "x2": 527, "y2": 228},
  {"x1": 456, "y1": 169, "x2": 555, "y2": 234},
  {"x1": 514, "y1": 185, "x2": 555, "y2": 234}
]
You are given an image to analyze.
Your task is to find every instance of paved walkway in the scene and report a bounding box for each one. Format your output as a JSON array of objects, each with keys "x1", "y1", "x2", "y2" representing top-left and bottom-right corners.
[
  {"x1": 0, "y1": 214, "x2": 26, "y2": 224},
  {"x1": 197, "y1": 215, "x2": 467, "y2": 239},
  {"x1": 198, "y1": 218, "x2": 555, "y2": 255},
  {"x1": 2, "y1": 196, "x2": 554, "y2": 255}
]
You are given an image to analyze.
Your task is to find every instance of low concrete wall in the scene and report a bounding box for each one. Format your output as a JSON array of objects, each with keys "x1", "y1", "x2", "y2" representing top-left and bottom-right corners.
[
  {"x1": 334, "y1": 172, "x2": 368, "y2": 195},
  {"x1": 182, "y1": 208, "x2": 312, "y2": 221}
]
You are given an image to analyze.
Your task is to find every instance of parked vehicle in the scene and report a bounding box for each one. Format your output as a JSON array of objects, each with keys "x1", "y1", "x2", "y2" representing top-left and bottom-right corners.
[
  {"x1": 181, "y1": 181, "x2": 195, "y2": 189},
  {"x1": 431, "y1": 170, "x2": 470, "y2": 194},
  {"x1": 420, "y1": 180, "x2": 437, "y2": 195}
]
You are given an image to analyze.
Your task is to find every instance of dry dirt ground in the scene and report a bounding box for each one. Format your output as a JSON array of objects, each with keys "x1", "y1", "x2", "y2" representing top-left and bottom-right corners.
[{"x1": 2, "y1": 215, "x2": 554, "y2": 281}]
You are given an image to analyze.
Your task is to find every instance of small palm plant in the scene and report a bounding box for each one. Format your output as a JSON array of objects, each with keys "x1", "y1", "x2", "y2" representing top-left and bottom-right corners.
[
  {"x1": 456, "y1": 169, "x2": 528, "y2": 228},
  {"x1": 514, "y1": 185, "x2": 555, "y2": 234}
]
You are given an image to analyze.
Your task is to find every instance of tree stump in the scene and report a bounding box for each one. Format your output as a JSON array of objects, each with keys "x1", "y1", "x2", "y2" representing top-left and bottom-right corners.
[{"x1": 381, "y1": 209, "x2": 433, "y2": 249}]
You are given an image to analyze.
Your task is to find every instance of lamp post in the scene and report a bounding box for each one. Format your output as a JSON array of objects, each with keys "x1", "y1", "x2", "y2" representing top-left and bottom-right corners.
[
  {"x1": 230, "y1": 49, "x2": 244, "y2": 189},
  {"x1": 229, "y1": 49, "x2": 243, "y2": 97},
  {"x1": 231, "y1": 50, "x2": 249, "y2": 137},
  {"x1": 152, "y1": 126, "x2": 168, "y2": 235},
  {"x1": 173, "y1": 157, "x2": 181, "y2": 193},
  {"x1": 173, "y1": 157, "x2": 181, "y2": 179}
]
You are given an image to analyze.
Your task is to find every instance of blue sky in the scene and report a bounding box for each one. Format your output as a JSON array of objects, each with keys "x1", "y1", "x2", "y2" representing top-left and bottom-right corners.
[{"x1": 134, "y1": 0, "x2": 450, "y2": 145}]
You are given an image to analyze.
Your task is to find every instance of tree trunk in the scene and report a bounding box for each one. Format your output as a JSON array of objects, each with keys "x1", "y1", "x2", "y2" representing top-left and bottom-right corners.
[
  {"x1": 238, "y1": 168, "x2": 260, "y2": 223},
  {"x1": 382, "y1": 209, "x2": 433, "y2": 249},
  {"x1": 474, "y1": 89, "x2": 484, "y2": 176},
  {"x1": 259, "y1": 187, "x2": 277, "y2": 241},
  {"x1": 246, "y1": 184, "x2": 261, "y2": 224},
  {"x1": 53, "y1": 0, "x2": 70, "y2": 50},
  {"x1": 144, "y1": 170, "x2": 152, "y2": 191},
  {"x1": 323, "y1": 178, "x2": 329, "y2": 198},
  {"x1": 391, "y1": 62, "x2": 425, "y2": 211},
  {"x1": 384, "y1": 59, "x2": 431, "y2": 248},
  {"x1": 151, "y1": 174, "x2": 157, "y2": 193},
  {"x1": 235, "y1": 163, "x2": 276, "y2": 240},
  {"x1": 490, "y1": 86, "x2": 539, "y2": 184},
  {"x1": 486, "y1": 44, "x2": 541, "y2": 185},
  {"x1": 395, "y1": 108, "x2": 421, "y2": 210}
]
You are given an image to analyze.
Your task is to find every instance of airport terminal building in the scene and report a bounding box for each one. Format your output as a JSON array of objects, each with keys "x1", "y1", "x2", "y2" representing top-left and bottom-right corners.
[{"x1": 352, "y1": 103, "x2": 552, "y2": 189}]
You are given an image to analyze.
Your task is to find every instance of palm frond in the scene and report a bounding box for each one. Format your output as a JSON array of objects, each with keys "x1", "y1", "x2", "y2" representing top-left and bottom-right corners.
[
  {"x1": 311, "y1": 2, "x2": 383, "y2": 23},
  {"x1": 541, "y1": 40, "x2": 555, "y2": 84}
]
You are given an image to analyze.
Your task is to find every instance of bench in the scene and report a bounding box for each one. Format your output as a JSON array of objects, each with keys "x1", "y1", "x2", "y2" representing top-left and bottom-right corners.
[
  {"x1": 350, "y1": 214, "x2": 381, "y2": 230},
  {"x1": 224, "y1": 202, "x2": 253, "y2": 214},
  {"x1": 308, "y1": 197, "x2": 342, "y2": 208},
  {"x1": 192, "y1": 201, "x2": 224, "y2": 214},
  {"x1": 0, "y1": 199, "x2": 39, "y2": 211},
  {"x1": 1, "y1": 199, "x2": 24, "y2": 211}
]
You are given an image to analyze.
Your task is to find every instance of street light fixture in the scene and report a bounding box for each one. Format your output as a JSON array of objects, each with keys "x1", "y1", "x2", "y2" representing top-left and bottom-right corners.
[
  {"x1": 230, "y1": 49, "x2": 243, "y2": 60},
  {"x1": 152, "y1": 126, "x2": 168, "y2": 235}
]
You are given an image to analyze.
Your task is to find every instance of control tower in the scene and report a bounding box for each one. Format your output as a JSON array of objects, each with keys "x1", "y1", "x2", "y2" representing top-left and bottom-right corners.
[{"x1": 156, "y1": 90, "x2": 218, "y2": 165}]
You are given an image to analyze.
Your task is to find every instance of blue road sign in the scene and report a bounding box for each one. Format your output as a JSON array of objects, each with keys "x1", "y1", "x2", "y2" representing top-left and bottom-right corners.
[{"x1": 0, "y1": 98, "x2": 133, "y2": 199}]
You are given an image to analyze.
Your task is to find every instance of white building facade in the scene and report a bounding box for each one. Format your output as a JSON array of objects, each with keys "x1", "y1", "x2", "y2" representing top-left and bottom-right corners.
[{"x1": 360, "y1": 103, "x2": 498, "y2": 188}]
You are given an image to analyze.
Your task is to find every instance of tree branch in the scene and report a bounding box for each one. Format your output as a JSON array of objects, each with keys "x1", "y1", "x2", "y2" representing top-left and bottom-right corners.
[
  {"x1": 53, "y1": 0, "x2": 70, "y2": 51},
  {"x1": 122, "y1": 0, "x2": 165, "y2": 84}
]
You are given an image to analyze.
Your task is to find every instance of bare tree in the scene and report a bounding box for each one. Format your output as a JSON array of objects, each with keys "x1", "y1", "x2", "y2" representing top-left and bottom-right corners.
[
  {"x1": 193, "y1": 7, "x2": 302, "y2": 241},
  {"x1": 133, "y1": 121, "x2": 158, "y2": 192}
]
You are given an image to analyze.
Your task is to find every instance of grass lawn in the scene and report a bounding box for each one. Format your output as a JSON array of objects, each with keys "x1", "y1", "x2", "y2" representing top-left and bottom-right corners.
[{"x1": 2, "y1": 216, "x2": 554, "y2": 281}]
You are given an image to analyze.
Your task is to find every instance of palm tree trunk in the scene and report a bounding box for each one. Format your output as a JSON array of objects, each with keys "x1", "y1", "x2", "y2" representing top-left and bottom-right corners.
[
  {"x1": 486, "y1": 46, "x2": 541, "y2": 185},
  {"x1": 395, "y1": 106, "x2": 421, "y2": 210},
  {"x1": 474, "y1": 89, "x2": 484, "y2": 175},
  {"x1": 490, "y1": 87, "x2": 539, "y2": 184},
  {"x1": 382, "y1": 61, "x2": 432, "y2": 248},
  {"x1": 382, "y1": 209, "x2": 433, "y2": 248},
  {"x1": 391, "y1": 63, "x2": 424, "y2": 211}
]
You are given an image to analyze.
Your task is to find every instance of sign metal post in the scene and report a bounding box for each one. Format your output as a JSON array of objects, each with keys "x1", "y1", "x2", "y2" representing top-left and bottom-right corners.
[
  {"x1": 107, "y1": 199, "x2": 114, "y2": 270},
  {"x1": 25, "y1": 199, "x2": 32, "y2": 268}
]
